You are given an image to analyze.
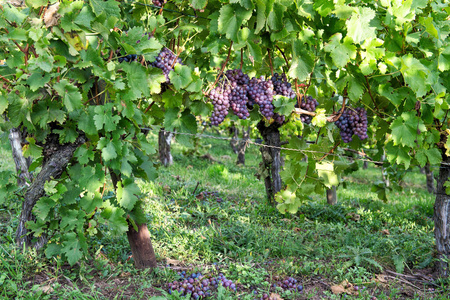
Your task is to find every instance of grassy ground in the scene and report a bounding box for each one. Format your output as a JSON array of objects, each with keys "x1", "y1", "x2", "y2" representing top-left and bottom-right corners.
[{"x1": 0, "y1": 129, "x2": 448, "y2": 299}]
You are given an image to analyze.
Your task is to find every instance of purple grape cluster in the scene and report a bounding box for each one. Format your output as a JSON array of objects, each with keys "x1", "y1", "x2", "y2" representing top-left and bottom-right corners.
[
  {"x1": 197, "y1": 191, "x2": 224, "y2": 203},
  {"x1": 271, "y1": 73, "x2": 296, "y2": 99},
  {"x1": 271, "y1": 73, "x2": 297, "y2": 125},
  {"x1": 248, "y1": 76, "x2": 275, "y2": 120},
  {"x1": 229, "y1": 82, "x2": 250, "y2": 119},
  {"x1": 335, "y1": 107, "x2": 368, "y2": 143},
  {"x1": 167, "y1": 271, "x2": 236, "y2": 299},
  {"x1": 118, "y1": 54, "x2": 138, "y2": 63},
  {"x1": 152, "y1": 0, "x2": 166, "y2": 7},
  {"x1": 151, "y1": 47, "x2": 182, "y2": 83},
  {"x1": 297, "y1": 95, "x2": 319, "y2": 124},
  {"x1": 209, "y1": 82, "x2": 232, "y2": 126},
  {"x1": 208, "y1": 70, "x2": 306, "y2": 126},
  {"x1": 225, "y1": 69, "x2": 250, "y2": 86},
  {"x1": 251, "y1": 276, "x2": 303, "y2": 300},
  {"x1": 271, "y1": 276, "x2": 303, "y2": 292}
]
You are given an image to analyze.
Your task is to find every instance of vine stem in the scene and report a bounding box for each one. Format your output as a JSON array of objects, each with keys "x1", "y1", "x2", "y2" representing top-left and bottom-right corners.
[
  {"x1": 144, "y1": 101, "x2": 155, "y2": 114},
  {"x1": 268, "y1": 48, "x2": 274, "y2": 76},
  {"x1": 275, "y1": 45, "x2": 290, "y2": 69},
  {"x1": 319, "y1": 142, "x2": 340, "y2": 161},
  {"x1": 206, "y1": 40, "x2": 233, "y2": 95},
  {"x1": 0, "y1": 74, "x2": 11, "y2": 84},
  {"x1": 364, "y1": 74, "x2": 383, "y2": 117},
  {"x1": 240, "y1": 48, "x2": 243, "y2": 70}
]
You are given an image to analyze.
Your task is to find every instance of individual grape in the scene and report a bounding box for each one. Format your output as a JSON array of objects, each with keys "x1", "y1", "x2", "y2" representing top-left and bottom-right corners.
[
  {"x1": 296, "y1": 95, "x2": 319, "y2": 124},
  {"x1": 151, "y1": 47, "x2": 182, "y2": 84},
  {"x1": 334, "y1": 107, "x2": 368, "y2": 143}
]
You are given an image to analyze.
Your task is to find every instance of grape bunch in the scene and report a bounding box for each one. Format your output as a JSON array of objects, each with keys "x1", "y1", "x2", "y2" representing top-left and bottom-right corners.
[
  {"x1": 334, "y1": 107, "x2": 368, "y2": 143},
  {"x1": 271, "y1": 73, "x2": 298, "y2": 125},
  {"x1": 167, "y1": 271, "x2": 236, "y2": 299},
  {"x1": 229, "y1": 82, "x2": 250, "y2": 119},
  {"x1": 251, "y1": 276, "x2": 303, "y2": 299},
  {"x1": 151, "y1": 47, "x2": 182, "y2": 83},
  {"x1": 248, "y1": 76, "x2": 275, "y2": 120},
  {"x1": 297, "y1": 95, "x2": 319, "y2": 124},
  {"x1": 118, "y1": 54, "x2": 138, "y2": 63},
  {"x1": 208, "y1": 82, "x2": 232, "y2": 126},
  {"x1": 225, "y1": 69, "x2": 250, "y2": 85},
  {"x1": 152, "y1": 0, "x2": 166, "y2": 7},
  {"x1": 271, "y1": 73, "x2": 296, "y2": 99}
]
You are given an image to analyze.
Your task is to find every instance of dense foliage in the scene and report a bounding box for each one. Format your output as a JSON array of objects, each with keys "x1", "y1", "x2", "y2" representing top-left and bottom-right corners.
[{"x1": 0, "y1": 0, "x2": 449, "y2": 273}]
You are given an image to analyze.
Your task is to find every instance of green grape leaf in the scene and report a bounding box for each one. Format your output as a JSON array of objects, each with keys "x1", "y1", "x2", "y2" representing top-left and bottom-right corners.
[
  {"x1": 0, "y1": 94, "x2": 8, "y2": 115},
  {"x1": 148, "y1": 68, "x2": 166, "y2": 94},
  {"x1": 101, "y1": 200, "x2": 129, "y2": 236},
  {"x1": 53, "y1": 80, "x2": 83, "y2": 112},
  {"x1": 23, "y1": 137, "x2": 43, "y2": 159},
  {"x1": 122, "y1": 63, "x2": 150, "y2": 98},
  {"x1": 400, "y1": 54, "x2": 430, "y2": 97},
  {"x1": 62, "y1": 232, "x2": 84, "y2": 266},
  {"x1": 438, "y1": 45, "x2": 450, "y2": 72},
  {"x1": 33, "y1": 197, "x2": 56, "y2": 221},
  {"x1": 101, "y1": 140, "x2": 117, "y2": 162},
  {"x1": 162, "y1": 90, "x2": 183, "y2": 109},
  {"x1": 316, "y1": 162, "x2": 339, "y2": 188},
  {"x1": 324, "y1": 33, "x2": 356, "y2": 68},
  {"x1": 390, "y1": 112, "x2": 426, "y2": 148},
  {"x1": 45, "y1": 243, "x2": 62, "y2": 259},
  {"x1": 314, "y1": 0, "x2": 334, "y2": 17},
  {"x1": 273, "y1": 95, "x2": 296, "y2": 116},
  {"x1": 255, "y1": 0, "x2": 266, "y2": 34},
  {"x1": 27, "y1": 72, "x2": 51, "y2": 92},
  {"x1": 169, "y1": 64, "x2": 192, "y2": 90},
  {"x1": 89, "y1": 0, "x2": 120, "y2": 18},
  {"x1": 218, "y1": 4, "x2": 252, "y2": 41},
  {"x1": 80, "y1": 191, "x2": 102, "y2": 214},
  {"x1": 267, "y1": 3, "x2": 285, "y2": 31},
  {"x1": 311, "y1": 108, "x2": 327, "y2": 127},
  {"x1": 289, "y1": 41, "x2": 314, "y2": 81},
  {"x1": 191, "y1": 0, "x2": 208, "y2": 10},
  {"x1": 117, "y1": 179, "x2": 140, "y2": 210},
  {"x1": 346, "y1": 7, "x2": 377, "y2": 44}
]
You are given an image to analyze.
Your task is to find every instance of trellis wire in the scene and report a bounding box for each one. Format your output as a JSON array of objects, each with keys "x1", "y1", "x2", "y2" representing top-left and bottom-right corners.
[{"x1": 142, "y1": 127, "x2": 448, "y2": 168}]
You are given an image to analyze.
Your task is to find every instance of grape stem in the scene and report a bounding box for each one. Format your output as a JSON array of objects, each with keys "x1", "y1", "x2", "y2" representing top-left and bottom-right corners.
[
  {"x1": 0, "y1": 74, "x2": 11, "y2": 84},
  {"x1": 319, "y1": 142, "x2": 340, "y2": 161},
  {"x1": 326, "y1": 98, "x2": 346, "y2": 122},
  {"x1": 206, "y1": 40, "x2": 233, "y2": 95},
  {"x1": 275, "y1": 45, "x2": 290, "y2": 69},
  {"x1": 268, "y1": 48, "x2": 274, "y2": 76},
  {"x1": 240, "y1": 48, "x2": 243, "y2": 70},
  {"x1": 294, "y1": 108, "x2": 316, "y2": 116},
  {"x1": 144, "y1": 101, "x2": 155, "y2": 114}
]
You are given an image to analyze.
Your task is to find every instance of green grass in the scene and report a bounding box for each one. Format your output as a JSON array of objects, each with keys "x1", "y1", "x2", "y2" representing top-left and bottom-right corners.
[{"x1": 0, "y1": 129, "x2": 448, "y2": 299}]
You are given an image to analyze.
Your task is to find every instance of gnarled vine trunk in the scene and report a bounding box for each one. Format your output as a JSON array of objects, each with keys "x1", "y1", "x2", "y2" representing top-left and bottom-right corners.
[
  {"x1": 435, "y1": 152, "x2": 450, "y2": 277},
  {"x1": 425, "y1": 163, "x2": 436, "y2": 194},
  {"x1": 236, "y1": 126, "x2": 250, "y2": 165},
  {"x1": 326, "y1": 186, "x2": 337, "y2": 205},
  {"x1": 9, "y1": 127, "x2": 32, "y2": 187},
  {"x1": 158, "y1": 128, "x2": 174, "y2": 167},
  {"x1": 16, "y1": 135, "x2": 86, "y2": 248},
  {"x1": 110, "y1": 171, "x2": 157, "y2": 269},
  {"x1": 257, "y1": 121, "x2": 282, "y2": 204},
  {"x1": 230, "y1": 125, "x2": 239, "y2": 154}
]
